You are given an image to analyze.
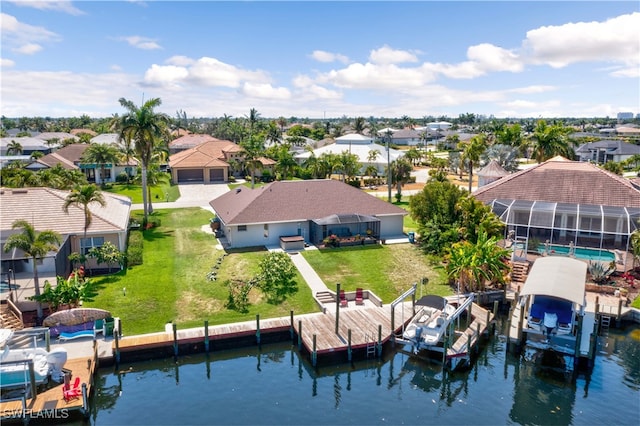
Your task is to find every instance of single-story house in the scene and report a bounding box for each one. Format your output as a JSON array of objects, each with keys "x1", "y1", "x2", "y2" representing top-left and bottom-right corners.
[
  {"x1": 294, "y1": 133, "x2": 405, "y2": 176},
  {"x1": 390, "y1": 128, "x2": 423, "y2": 146},
  {"x1": 477, "y1": 160, "x2": 509, "y2": 187},
  {"x1": 473, "y1": 156, "x2": 640, "y2": 257},
  {"x1": 209, "y1": 179, "x2": 407, "y2": 248},
  {"x1": 0, "y1": 187, "x2": 132, "y2": 276},
  {"x1": 169, "y1": 134, "x2": 219, "y2": 155},
  {"x1": 25, "y1": 143, "x2": 137, "y2": 184},
  {"x1": 575, "y1": 139, "x2": 640, "y2": 164},
  {"x1": 169, "y1": 138, "x2": 275, "y2": 183},
  {"x1": 0, "y1": 137, "x2": 53, "y2": 156}
]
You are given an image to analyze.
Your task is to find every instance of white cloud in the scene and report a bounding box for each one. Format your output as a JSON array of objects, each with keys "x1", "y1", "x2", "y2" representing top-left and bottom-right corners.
[
  {"x1": 6, "y1": 1, "x2": 84, "y2": 16},
  {"x1": 166, "y1": 55, "x2": 195, "y2": 67},
  {"x1": 241, "y1": 82, "x2": 291, "y2": 100},
  {"x1": 369, "y1": 45, "x2": 419, "y2": 65},
  {"x1": 508, "y1": 85, "x2": 556, "y2": 95},
  {"x1": 120, "y1": 36, "x2": 162, "y2": 50},
  {"x1": 1, "y1": 13, "x2": 61, "y2": 54},
  {"x1": 15, "y1": 42, "x2": 42, "y2": 54},
  {"x1": 522, "y1": 12, "x2": 640, "y2": 71},
  {"x1": 322, "y1": 62, "x2": 433, "y2": 90},
  {"x1": 143, "y1": 64, "x2": 189, "y2": 87},
  {"x1": 310, "y1": 50, "x2": 349, "y2": 64},
  {"x1": 1, "y1": 58, "x2": 16, "y2": 67}
]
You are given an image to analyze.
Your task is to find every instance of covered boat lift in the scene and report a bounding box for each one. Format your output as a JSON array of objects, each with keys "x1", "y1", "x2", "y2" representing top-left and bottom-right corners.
[{"x1": 508, "y1": 257, "x2": 597, "y2": 372}]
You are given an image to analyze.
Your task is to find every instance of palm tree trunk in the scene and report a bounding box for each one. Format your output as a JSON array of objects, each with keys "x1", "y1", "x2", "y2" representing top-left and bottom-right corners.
[
  {"x1": 251, "y1": 167, "x2": 256, "y2": 189},
  {"x1": 141, "y1": 165, "x2": 149, "y2": 223},
  {"x1": 32, "y1": 258, "x2": 43, "y2": 322},
  {"x1": 468, "y1": 161, "x2": 473, "y2": 193},
  {"x1": 148, "y1": 185, "x2": 154, "y2": 214}
]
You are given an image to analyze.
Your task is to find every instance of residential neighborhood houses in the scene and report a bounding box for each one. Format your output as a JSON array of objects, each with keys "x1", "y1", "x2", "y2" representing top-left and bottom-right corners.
[{"x1": 1, "y1": 111, "x2": 639, "y2": 331}]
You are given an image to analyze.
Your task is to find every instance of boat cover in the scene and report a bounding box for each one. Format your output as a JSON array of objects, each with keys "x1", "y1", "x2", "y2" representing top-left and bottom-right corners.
[{"x1": 519, "y1": 257, "x2": 587, "y2": 306}]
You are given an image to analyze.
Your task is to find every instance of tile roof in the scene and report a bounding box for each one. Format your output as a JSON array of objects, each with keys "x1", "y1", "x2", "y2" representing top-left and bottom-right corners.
[
  {"x1": 473, "y1": 156, "x2": 640, "y2": 208},
  {"x1": 37, "y1": 144, "x2": 89, "y2": 169},
  {"x1": 169, "y1": 139, "x2": 241, "y2": 168},
  {"x1": 0, "y1": 187, "x2": 131, "y2": 237},
  {"x1": 169, "y1": 134, "x2": 219, "y2": 149},
  {"x1": 477, "y1": 160, "x2": 509, "y2": 177},
  {"x1": 210, "y1": 179, "x2": 407, "y2": 225}
]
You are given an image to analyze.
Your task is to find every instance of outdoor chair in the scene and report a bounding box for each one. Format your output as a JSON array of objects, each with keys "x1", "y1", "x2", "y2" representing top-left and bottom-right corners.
[
  {"x1": 339, "y1": 290, "x2": 348, "y2": 307},
  {"x1": 355, "y1": 288, "x2": 364, "y2": 305},
  {"x1": 63, "y1": 377, "x2": 82, "y2": 402}
]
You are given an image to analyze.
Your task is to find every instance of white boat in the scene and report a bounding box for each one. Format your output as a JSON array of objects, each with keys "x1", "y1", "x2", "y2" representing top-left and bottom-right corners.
[
  {"x1": 0, "y1": 338, "x2": 67, "y2": 390},
  {"x1": 402, "y1": 295, "x2": 457, "y2": 351}
]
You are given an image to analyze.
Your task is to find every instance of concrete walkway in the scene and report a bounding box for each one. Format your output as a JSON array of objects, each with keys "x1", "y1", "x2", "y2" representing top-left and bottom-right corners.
[{"x1": 286, "y1": 252, "x2": 329, "y2": 294}]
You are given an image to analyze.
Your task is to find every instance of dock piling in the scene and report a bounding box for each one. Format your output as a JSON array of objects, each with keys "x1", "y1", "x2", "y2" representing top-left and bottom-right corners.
[
  {"x1": 28, "y1": 360, "x2": 36, "y2": 401},
  {"x1": 377, "y1": 325, "x2": 382, "y2": 357},
  {"x1": 256, "y1": 314, "x2": 261, "y2": 345},
  {"x1": 204, "y1": 320, "x2": 210, "y2": 353},
  {"x1": 45, "y1": 329, "x2": 50, "y2": 352},
  {"x1": 347, "y1": 329, "x2": 352, "y2": 362},
  {"x1": 172, "y1": 323, "x2": 178, "y2": 358},
  {"x1": 298, "y1": 321, "x2": 302, "y2": 350},
  {"x1": 312, "y1": 334, "x2": 317, "y2": 367},
  {"x1": 114, "y1": 329, "x2": 120, "y2": 365},
  {"x1": 335, "y1": 283, "x2": 340, "y2": 334},
  {"x1": 290, "y1": 311, "x2": 294, "y2": 341}
]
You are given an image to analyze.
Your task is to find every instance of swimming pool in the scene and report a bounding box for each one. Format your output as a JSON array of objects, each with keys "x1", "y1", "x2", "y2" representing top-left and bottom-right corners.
[{"x1": 537, "y1": 244, "x2": 615, "y2": 262}]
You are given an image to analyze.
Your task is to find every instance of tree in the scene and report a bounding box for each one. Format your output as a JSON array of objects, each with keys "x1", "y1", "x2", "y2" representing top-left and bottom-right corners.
[
  {"x1": 336, "y1": 151, "x2": 359, "y2": 182},
  {"x1": 389, "y1": 158, "x2": 413, "y2": 201},
  {"x1": 529, "y1": 120, "x2": 575, "y2": 163},
  {"x1": 459, "y1": 134, "x2": 488, "y2": 193},
  {"x1": 115, "y1": 97, "x2": 169, "y2": 224},
  {"x1": 255, "y1": 252, "x2": 297, "y2": 304},
  {"x1": 631, "y1": 230, "x2": 640, "y2": 268},
  {"x1": 602, "y1": 161, "x2": 623, "y2": 175},
  {"x1": 445, "y1": 231, "x2": 510, "y2": 293},
  {"x1": 32, "y1": 271, "x2": 96, "y2": 312},
  {"x1": 353, "y1": 117, "x2": 366, "y2": 134},
  {"x1": 240, "y1": 135, "x2": 266, "y2": 189},
  {"x1": 3, "y1": 220, "x2": 61, "y2": 321},
  {"x1": 81, "y1": 143, "x2": 120, "y2": 186},
  {"x1": 63, "y1": 184, "x2": 107, "y2": 238},
  {"x1": 88, "y1": 241, "x2": 125, "y2": 273},
  {"x1": 6, "y1": 140, "x2": 23, "y2": 155}
]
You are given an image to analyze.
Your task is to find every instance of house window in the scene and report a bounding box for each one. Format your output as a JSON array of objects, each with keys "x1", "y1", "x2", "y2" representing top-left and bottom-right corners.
[
  {"x1": 80, "y1": 237, "x2": 104, "y2": 255},
  {"x1": 101, "y1": 168, "x2": 112, "y2": 180},
  {"x1": 264, "y1": 224, "x2": 269, "y2": 238},
  {"x1": 238, "y1": 225, "x2": 247, "y2": 232}
]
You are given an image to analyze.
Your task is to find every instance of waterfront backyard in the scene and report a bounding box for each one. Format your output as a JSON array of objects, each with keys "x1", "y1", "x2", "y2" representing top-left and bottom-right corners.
[{"x1": 85, "y1": 208, "x2": 450, "y2": 335}]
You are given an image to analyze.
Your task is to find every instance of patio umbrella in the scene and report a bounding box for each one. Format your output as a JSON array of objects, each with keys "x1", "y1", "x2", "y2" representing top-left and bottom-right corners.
[{"x1": 43, "y1": 308, "x2": 111, "y2": 327}]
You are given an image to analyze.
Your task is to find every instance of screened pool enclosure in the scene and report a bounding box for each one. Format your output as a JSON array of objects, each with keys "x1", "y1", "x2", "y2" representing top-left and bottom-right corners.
[{"x1": 489, "y1": 199, "x2": 639, "y2": 254}]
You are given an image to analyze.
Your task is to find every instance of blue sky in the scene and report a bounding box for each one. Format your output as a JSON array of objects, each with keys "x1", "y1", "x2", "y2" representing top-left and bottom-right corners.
[{"x1": 1, "y1": 1, "x2": 639, "y2": 119}]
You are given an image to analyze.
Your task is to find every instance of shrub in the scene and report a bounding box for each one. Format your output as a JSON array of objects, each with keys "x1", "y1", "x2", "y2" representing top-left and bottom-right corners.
[
  {"x1": 588, "y1": 261, "x2": 615, "y2": 284},
  {"x1": 126, "y1": 230, "x2": 143, "y2": 266},
  {"x1": 116, "y1": 172, "x2": 129, "y2": 183}
]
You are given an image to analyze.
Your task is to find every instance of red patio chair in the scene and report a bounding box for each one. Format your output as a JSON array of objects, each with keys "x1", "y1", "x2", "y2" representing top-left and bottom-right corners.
[
  {"x1": 355, "y1": 288, "x2": 364, "y2": 305},
  {"x1": 63, "y1": 377, "x2": 82, "y2": 402},
  {"x1": 339, "y1": 290, "x2": 348, "y2": 307}
]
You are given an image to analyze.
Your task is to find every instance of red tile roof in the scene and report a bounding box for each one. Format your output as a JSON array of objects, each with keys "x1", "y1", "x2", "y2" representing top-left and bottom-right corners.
[
  {"x1": 473, "y1": 156, "x2": 640, "y2": 208},
  {"x1": 37, "y1": 144, "x2": 89, "y2": 169},
  {"x1": 210, "y1": 179, "x2": 407, "y2": 225},
  {"x1": 169, "y1": 134, "x2": 218, "y2": 149},
  {"x1": 169, "y1": 139, "x2": 241, "y2": 168},
  {"x1": 0, "y1": 187, "x2": 131, "y2": 236}
]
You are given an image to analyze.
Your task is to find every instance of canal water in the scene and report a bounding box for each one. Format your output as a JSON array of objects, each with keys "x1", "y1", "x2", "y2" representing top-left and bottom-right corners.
[{"x1": 85, "y1": 322, "x2": 639, "y2": 425}]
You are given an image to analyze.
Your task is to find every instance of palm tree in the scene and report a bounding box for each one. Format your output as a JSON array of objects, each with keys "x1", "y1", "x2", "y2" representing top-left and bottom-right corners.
[
  {"x1": 459, "y1": 134, "x2": 488, "y2": 193},
  {"x1": 3, "y1": 220, "x2": 61, "y2": 321},
  {"x1": 240, "y1": 135, "x2": 265, "y2": 189},
  {"x1": 389, "y1": 158, "x2": 413, "y2": 200},
  {"x1": 445, "y1": 231, "x2": 510, "y2": 293},
  {"x1": 62, "y1": 184, "x2": 107, "y2": 238},
  {"x1": 529, "y1": 120, "x2": 575, "y2": 163},
  {"x1": 353, "y1": 117, "x2": 366, "y2": 134},
  {"x1": 115, "y1": 97, "x2": 169, "y2": 224},
  {"x1": 6, "y1": 140, "x2": 23, "y2": 155},
  {"x1": 81, "y1": 143, "x2": 120, "y2": 186}
]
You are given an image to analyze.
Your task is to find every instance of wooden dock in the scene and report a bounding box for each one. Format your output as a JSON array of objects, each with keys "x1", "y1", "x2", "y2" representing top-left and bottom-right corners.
[
  {"x1": 0, "y1": 355, "x2": 96, "y2": 423},
  {"x1": 293, "y1": 303, "x2": 415, "y2": 356},
  {"x1": 447, "y1": 303, "x2": 494, "y2": 359}
]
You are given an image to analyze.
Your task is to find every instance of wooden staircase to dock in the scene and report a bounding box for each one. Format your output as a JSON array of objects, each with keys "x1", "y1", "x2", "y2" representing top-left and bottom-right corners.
[
  {"x1": 0, "y1": 303, "x2": 24, "y2": 331},
  {"x1": 315, "y1": 291, "x2": 335, "y2": 304},
  {"x1": 510, "y1": 261, "x2": 530, "y2": 285}
]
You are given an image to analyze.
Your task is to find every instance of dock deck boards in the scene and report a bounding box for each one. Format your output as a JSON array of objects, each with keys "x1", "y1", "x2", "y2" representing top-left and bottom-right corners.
[
  {"x1": 0, "y1": 356, "x2": 95, "y2": 421},
  {"x1": 448, "y1": 303, "x2": 493, "y2": 357},
  {"x1": 294, "y1": 304, "x2": 415, "y2": 354}
]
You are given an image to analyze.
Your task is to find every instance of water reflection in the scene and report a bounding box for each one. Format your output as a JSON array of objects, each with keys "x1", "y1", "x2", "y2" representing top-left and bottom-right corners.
[{"x1": 87, "y1": 325, "x2": 639, "y2": 425}]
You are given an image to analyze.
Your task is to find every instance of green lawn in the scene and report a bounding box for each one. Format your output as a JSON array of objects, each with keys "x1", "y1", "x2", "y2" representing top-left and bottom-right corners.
[
  {"x1": 105, "y1": 180, "x2": 180, "y2": 204},
  {"x1": 302, "y1": 244, "x2": 451, "y2": 302},
  {"x1": 85, "y1": 208, "x2": 315, "y2": 335},
  {"x1": 392, "y1": 200, "x2": 418, "y2": 234}
]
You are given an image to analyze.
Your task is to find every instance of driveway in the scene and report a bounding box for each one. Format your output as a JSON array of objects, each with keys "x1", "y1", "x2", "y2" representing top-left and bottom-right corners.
[{"x1": 131, "y1": 183, "x2": 231, "y2": 212}]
